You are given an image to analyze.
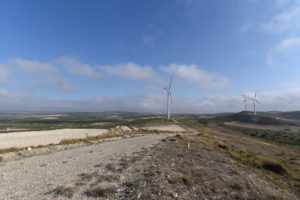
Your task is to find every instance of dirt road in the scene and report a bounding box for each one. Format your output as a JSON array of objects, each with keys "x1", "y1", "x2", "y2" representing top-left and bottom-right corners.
[{"x1": 0, "y1": 134, "x2": 169, "y2": 200}]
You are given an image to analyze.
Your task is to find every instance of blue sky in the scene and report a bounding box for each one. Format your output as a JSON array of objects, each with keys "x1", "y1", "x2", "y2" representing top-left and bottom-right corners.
[{"x1": 0, "y1": 0, "x2": 300, "y2": 113}]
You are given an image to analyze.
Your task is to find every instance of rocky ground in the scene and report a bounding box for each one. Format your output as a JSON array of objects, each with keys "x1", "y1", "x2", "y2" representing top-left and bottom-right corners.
[
  {"x1": 0, "y1": 124, "x2": 299, "y2": 200},
  {"x1": 0, "y1": 134, "x2": 170, "y2": 200},
  {"x1": 95, "y1": 135, "x2": 298, "y2": 200}
]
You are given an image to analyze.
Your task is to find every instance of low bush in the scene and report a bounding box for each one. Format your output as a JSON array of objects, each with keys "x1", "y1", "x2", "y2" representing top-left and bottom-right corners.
[
  {"x1": 260, "y1": 159, "x2": 287, "y2": 175},
  {"x1": 84, "y1": 185, "x2": 115, "y2": 198},
  {"x1": 48, "y1": 185, "x2": 76, "y2": 198},
  {"x1": 0, "y1": 147, "x2": 19, "y2": 154},
  {"x1": 217, "y1": 143, "x2": 228, "y2": 150}
]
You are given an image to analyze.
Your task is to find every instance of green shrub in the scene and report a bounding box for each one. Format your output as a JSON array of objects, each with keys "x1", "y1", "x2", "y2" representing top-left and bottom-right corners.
[
  {"x1": 48, "y1": 186, "x2": 76, "y2": 198},
  {"x1": 261, "y1": 159, "x2": 287, "y2": 175},
  {"x1": 217, "y1": 143, "x2": 228, "y2": 150}
]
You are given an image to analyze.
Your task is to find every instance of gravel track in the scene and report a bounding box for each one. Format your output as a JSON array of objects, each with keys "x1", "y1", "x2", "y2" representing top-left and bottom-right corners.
[{"x1": 0, "y1": 134, "x2": 169, "y2": 200}]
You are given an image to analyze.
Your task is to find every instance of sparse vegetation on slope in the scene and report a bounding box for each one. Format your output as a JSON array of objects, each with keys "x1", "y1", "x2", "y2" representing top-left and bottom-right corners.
[
  {"x1": 179, "y1": 118, "x2": 300, "y2": 196},
  {"x1": 278, "y1": 111, "x2": 300, "y2": 120},
  {"x1": 212, "y1": 111, "x2": 298, "y2": 126},
  {"x1": 117, "y1": 135, "x2": 298, "y2": 199},
  {"x1": 224, "y1": 126, "x2": 300, "y2": 147},
  {"x1": 0, "y1": 113, "x2": 164, "y2": 133}
]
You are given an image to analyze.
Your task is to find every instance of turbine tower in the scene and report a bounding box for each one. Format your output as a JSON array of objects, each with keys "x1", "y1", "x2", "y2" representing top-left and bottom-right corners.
[
  {"x1": 164, "y1": 76, "x2": 173, "y2": 120},
  {"x1": 242, "y1": 94, "x2": 249, "y2": 111},
  {"x1": 249, "y1": 91, "x2": 260, "y2": 115}
]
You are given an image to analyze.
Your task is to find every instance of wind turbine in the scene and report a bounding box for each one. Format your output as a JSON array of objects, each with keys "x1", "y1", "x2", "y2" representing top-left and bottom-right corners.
[
  {"x1": 249, "y1": 91, "x2": 260, "y2": 115},
  {"x1": 164, "y1": 76, "x2": 173, "y2": 120},
  {"x1": 242, "y1": 94, "x2": 249, "y2": 111}
]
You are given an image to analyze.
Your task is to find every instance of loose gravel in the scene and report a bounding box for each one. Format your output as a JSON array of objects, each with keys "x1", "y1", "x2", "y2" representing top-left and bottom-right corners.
[{"x1": 0, "y1": 134, "x2": 169, "y2": 200}]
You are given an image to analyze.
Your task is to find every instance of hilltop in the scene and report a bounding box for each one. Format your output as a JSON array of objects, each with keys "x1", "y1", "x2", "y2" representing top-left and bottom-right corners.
[{"x1": 0, "y1": 114, "x2": 299, "y2": 199}]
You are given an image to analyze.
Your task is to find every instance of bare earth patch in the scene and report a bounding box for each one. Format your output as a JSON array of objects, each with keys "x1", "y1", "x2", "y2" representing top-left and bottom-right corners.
[
  {"x1": 0, "y1": 129, "x2": 108, "y2": 148},
  {"x1": 143, "y1": 124, "x2": 185, "y2": 132}
]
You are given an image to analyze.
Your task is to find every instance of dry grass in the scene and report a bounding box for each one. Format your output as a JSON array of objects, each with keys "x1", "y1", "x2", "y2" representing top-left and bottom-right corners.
[
  {"x1": 58, "y1": 128, "x2": 161, "y2": 146},
  {"x1": 58, "y1": 131, "x2": 124, "y2": 145},
  {"x1": 181, "y1": 176, "x2": 194, "y2": 187},
  {"x1": 0, "y1": 147, "x2": 19, "y2": 154},
  {"x1": 181, "y1": 118, "x2": 300, "y2": 195},
  {"x1": 228, "y1": 149, "x2": 287, "y2": 174},
  {"x1": 217, "y1": 143, "x2": 228, "y2": 150},
  {"x1": 84, "y1": 184, "x2": 116, "y2": 198},
  {"x1": 105, "y1": 163, "x2": 118, "y2": 172},
  {"x1": 59, "y1": 138, "x2": 91, "y2": 145},
  {"x1": 47, "y1": 185, "x2": 76, "y2": 198}
]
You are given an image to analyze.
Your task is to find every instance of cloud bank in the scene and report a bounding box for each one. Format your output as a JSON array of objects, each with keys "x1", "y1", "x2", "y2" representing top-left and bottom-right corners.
[
  {"x1": 0, "y1": 57, "x2": 299, "y2": 113},
  {"x1": 161, "y1": 64, "x2": 230, "y2": 89}
]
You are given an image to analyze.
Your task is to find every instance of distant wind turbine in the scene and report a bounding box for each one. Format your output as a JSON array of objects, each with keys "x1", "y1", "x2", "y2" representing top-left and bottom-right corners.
[
  {"x1": 164, "y1": 76, "x2": 173, "y2": 120},
  {"x1": 242, "y1": 94, "x2": 249, "y2": 111},
  {"x1": 249, "y1": 91, "x2": 261, "y2": 115}
]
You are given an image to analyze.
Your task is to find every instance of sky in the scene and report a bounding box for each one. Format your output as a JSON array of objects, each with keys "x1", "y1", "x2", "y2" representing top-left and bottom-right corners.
[{"x1": 0, "y1": 0, "x2": 300, "y2": 113}]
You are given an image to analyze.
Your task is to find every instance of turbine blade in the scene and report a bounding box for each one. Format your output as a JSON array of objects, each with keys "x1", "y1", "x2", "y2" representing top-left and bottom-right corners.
[
  {"x1": 256, "y1": 100, "x2": 262, "y2": 105},
  {"x1": 169, "y1": 76, "x2": 173, "y2": 89}
]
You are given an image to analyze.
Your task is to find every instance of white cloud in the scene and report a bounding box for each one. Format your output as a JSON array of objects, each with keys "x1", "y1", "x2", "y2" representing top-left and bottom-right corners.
[
  {"x1": 0, "y1": 90, "x2": 12, "y2": 98},
  {"x1": 143, "y1": 35, "x2": 154, "y2": 46},
  {"x1": 103, "y1": 62, "x2": 157, "y2": 81},
  {"x1": 0, "y1": 83, "x2": 299, "y2": 113},
  {"x1": 160, "y1": 64, "x2": 231, "y2": 89},
  {"x1": 13, "y1": 58, "x2": 57, "y2": 76},
  {"x1": 0, "y1": 93, "x2": 239, "y2": 113},
  {"x1": 55, "y1": 57, "x2": 100, "y2": 79},
  {"x1": 266, "y1": 37, "x2": 300, "y2": 65},
  {"x1": 0, "y1": 65, "x2": 9, "y2": 83},
  {"x1": 0, "y1": 57, "x2": 240, "y2": 113},
  {"x1": 276, "y1": 37, "x2": 300, "y2": 52},
  {"x1": 262, "y1": 2, "x2": 300, "y2": 34},
  {"x1": 256, "y1": 86, "x2": 300, "y2": 111},
  {"x1": 9, "y1": 58, "x2": 75, "y2": 92}
]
